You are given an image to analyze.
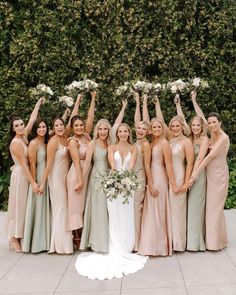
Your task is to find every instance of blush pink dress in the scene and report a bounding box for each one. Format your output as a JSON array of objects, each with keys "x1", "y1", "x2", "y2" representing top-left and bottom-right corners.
[
  {"x1": 67, "y1": 138, "x2": 89, "y2": 231},
  {"x1": 205, "y1": 136, "x2": 230, "y2": 250},
  {"x1": 169, "y1": 136, "x2": 187, "y2": 251},
  {"x1": 6, "y1": 138, "x2": 29, "y2": 239},
  {"x1": 138, "y1": 145, "x2": 172, "y2": 256},
  {"x1": 48, "y1": 144, "x2": 73, "y2": 254}
]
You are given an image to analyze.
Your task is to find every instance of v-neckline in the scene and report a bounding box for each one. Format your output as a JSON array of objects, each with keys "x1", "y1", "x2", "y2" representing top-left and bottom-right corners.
[{"x1": 116, "y1": 150, "x2": 131, "y2": 166}]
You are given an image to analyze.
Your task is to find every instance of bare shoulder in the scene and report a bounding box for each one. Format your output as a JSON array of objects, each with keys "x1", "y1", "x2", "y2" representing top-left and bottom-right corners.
[{"x1": 142, "y1": 140, "x2": 151, "y2": 149}]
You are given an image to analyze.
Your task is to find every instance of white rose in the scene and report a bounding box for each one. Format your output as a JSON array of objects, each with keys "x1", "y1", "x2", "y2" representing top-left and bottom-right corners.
[{"x1": 192, "y1": 77, "x2": 201, "y2": 87}]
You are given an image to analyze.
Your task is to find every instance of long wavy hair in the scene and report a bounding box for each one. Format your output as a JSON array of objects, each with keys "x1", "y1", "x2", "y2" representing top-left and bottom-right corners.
[
  {"x1": 28, "y1": 118, "x2": 49, "y2": 144},
  {"x1": 115, "y1": 123, "x2": 133, "y2": 144},
  {"x1": 189, "y1": 115, "x2": 206, "y2": 140},
  {"x1": 50, "y1": 117, "x2": 65, "y2": 137},
  {"x1": 150, "y1": 117, "x2": 165, "y2": 140},
  {"x1": 9, "y1": 114, "x2": 23, "y2": 143},
  {"x1": 93, "y1": 119, "x2": 112, "y2": 144}
]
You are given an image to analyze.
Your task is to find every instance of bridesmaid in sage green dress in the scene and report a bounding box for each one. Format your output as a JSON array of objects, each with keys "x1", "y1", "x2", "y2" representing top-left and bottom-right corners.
[
  {"x1": 187, "y1": 115, "x2": 208, "y2": 251},
  {"x1": 22, "y1": 118, "x2": 50, "y2": 253},
  {"x1": 80, "y1": 101, "x2": 128, "y2": 253}
]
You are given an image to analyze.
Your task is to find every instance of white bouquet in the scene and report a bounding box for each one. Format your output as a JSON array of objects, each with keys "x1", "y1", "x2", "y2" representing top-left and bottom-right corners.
[
  {"x1": 116, "y1": 82, "x2": 133, "y2": 99},
  {"x1": 65, "y1": 79, "x2": 98, "y2": 98},
  {"x1": 58, "y1": 95, "x2": 74, "y2": 107},
  {"x1": 167, "y1": 79, "x2": 189, "y2": 94},
  {"x1": 29, "y1": 84, "x2": 54, "y2": 99},
  {"x1": 100, "y1": 169, "x2": 139, "y2": 204},
  {"x1": 191, "y1": 77, "x2": 209, "y2": 90},
  {"x1": 132, "y1": 80, "x2": 147, "y2": 93}
]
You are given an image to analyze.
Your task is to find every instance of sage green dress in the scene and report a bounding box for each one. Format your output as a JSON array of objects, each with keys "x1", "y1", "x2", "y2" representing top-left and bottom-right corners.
[
  {"x1": 187, "y1": 144, "x2": 206, "y2": 251},
  {"x1": 80, "y1": 143, "x2": 109, "y2": 253},
  {"x1": 22, "y1": 146, "x2": 50, "y2": 253}
]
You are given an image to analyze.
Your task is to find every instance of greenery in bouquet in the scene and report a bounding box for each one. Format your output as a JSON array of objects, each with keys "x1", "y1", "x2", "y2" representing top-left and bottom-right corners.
[
  {"x1": 100, "y1": 169, "x2": 139, "y2": 204},
  {"x1": 29, "y1": 84, "x2": 54, "y2": 99},
  {"x1": 58, "y1": 95, "x2": 74, "y2": 107},
  {"x1": 116, "y1": 82, "x2": 133, "y2": 100},
  {"x1": 166, "y1": 79, "x2": 189, "y2": 94},
  {"x1": 189, "y1": 77, "x2": 210, "y2": 92}
]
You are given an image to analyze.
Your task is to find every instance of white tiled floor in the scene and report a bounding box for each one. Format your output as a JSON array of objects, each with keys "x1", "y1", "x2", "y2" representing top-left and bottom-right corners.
[{"x1": 0, "y1": 210, "x2": 236, "y2": 295}]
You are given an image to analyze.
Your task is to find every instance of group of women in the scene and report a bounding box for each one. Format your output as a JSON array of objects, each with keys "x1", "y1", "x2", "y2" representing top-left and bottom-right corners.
[{"x1": 6, "y1": 89, "x2": 229, "y2": 280}]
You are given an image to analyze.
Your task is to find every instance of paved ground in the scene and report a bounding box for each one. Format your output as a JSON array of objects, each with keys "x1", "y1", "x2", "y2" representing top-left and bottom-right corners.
[{"x1": 0, "y1": 210, "x2": 236, "y2": 295}]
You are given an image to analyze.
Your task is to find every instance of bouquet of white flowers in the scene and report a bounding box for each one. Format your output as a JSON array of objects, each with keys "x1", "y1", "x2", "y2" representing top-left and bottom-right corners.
[
  {"x1": 132, "y1": 80, "x2": 153, "y2": 95},
  {"x1": 116, "y1": 82, "x2": 133, "y2": 99},
  {"x1": 29, "y1": 84, "x2": 54, "y2": 99},
  {"x1": 191, "y1": 77, "x2": 209, "y2": 90},
  {"x1": 58, "y1": 95, "x2": 74, "y2": 107},
  {"x1": 167, "y1": 79, "x2": 189, "y2": 94},
  {"x1": 100, "y1": 169, "x2": 139, "y2": 204},
  {"x1": 65, "y1": 79, "x2": 98, "y2": 98}
]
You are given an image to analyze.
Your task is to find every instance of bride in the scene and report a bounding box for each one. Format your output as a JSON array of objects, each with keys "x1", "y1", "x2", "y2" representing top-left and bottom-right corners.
[{"x1": 75, "y1": 123, "x2": 148, "y2": 280}]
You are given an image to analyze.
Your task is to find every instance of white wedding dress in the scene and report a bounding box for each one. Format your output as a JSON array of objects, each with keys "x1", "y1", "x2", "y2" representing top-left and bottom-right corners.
[{"x1": 75, "y1": 151, "x2": 148, "y2": 280}]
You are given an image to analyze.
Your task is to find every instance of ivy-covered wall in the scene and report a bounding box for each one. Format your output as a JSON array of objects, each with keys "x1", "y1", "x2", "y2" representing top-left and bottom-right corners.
[{"x1": 0, "y1": 0, "x2": 235, "y2": 208}]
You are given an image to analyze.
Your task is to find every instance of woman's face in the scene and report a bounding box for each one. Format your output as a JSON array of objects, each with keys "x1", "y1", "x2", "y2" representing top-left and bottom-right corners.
[
  {"x1": 117, "y1": 125, "x2": 130, "y2": 142},
  {"x1": 191, "y1": 118, "x2": 202, "y2": 136},
  {"x1": 151, "y1": 121, "x2": 163, "y2": 137},
  {"x1": 98, "y1": 123, "x2": 109, "y2": 141},
  {"x1": 73, "y1": 119, "x2": 85, "y2": 136},
  {"x1": 13, "y1": 119, "x2": 25, "y2": 136},
  {"x1": 136, "y1": 123, "x2": 148, "y2": 139},
  {"x1": 53, "y1": 119, "x2": 65, "y2": 136},
  {"x1": 37, "y1": 121, "x2": 47, "y2": 137},
  {"x1": 170, "y1": 120, "x2": 183, "y2": 137},
  {"x1": 208, "y1": 116, "x2": 221, "y2": 133}
]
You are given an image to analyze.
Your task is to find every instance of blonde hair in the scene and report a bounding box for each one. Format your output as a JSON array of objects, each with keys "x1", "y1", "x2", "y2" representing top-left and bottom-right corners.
[
  {"x1": 169, "y1": 115, "x2": 185, "y2": 132},
  {"x1": 136, "y1": 120, "x2": 150, "y2": 131},
  {"x1": 116, "y1": 123, "x2": 133, "y2": 144},
  {"x1": 93, "y1": 119, "x2": 112, "y2": 144},
  {"x1": 189, "y1": 115, "x2": 206, "y2": 139},
  {"x1": 150, "y1": 117, "x2": 165, "y2": 139}
]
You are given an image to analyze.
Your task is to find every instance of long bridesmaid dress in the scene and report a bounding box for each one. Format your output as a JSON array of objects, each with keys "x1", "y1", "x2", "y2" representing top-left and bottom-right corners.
[
  {"x1": 205, "y1": 138, "x2": 230, "y2": 250},
  {"x1": 169, "y1": 136, "x2": 187, "y2": 251},
  {"x1": 187, "y1": 144, "x2": 206, "y2": 251},
  {"x1": 80, "y1": 143, "x2": 109, "y2": 253},
  {"x1": 22, "y1": 146, "x2": 50, "y2": 253},
  {"x1": 138, "y1": 145, "x2": 172, "y2": 256},
  {"x1": 6, "y1": 138, "x2": 29, "y2": 239},
  {"x1": 133, "y1": 142, "x2": 146, "y2": 251},
  {"x1": 67, "y1": 139, "x2": 89, "y2": 231},
  {"x1": 48, "y1": 144, "x2": 73, "y2": 254}
]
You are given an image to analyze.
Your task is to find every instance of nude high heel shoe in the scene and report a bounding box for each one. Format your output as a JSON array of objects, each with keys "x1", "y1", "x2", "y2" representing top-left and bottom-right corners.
[{"x1": 9, "y1": 238, "x2": 22, "y2": 253}]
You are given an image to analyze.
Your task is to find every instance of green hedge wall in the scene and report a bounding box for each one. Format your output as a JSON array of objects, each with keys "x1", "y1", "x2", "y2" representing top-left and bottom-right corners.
[{"x1": 0, "y1": 0, "x2": 235, "y2": 209}]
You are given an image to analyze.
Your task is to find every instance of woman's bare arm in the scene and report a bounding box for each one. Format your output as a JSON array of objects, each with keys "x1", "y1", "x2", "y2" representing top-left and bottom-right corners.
[
  {"x1": 25, "y1": 97, "x2": 45, "y2": 136},
  {"x1": 174, "y1": 94, "x2": 191, "y2": 136},
  {"x1": 85, "y1": 91, "x2": 96, "y2": 135}
]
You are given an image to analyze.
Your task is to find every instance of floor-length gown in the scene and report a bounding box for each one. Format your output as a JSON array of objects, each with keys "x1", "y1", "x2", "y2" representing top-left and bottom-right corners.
[
  {"x1": 205, "y1": 137, "x2": 230, "y2": 250},
  {"x1": 22, "y1": 146, "x2": 50, "y2": 253},
  {"x1": 67, "y1": 139, "x2": 89, "y2": 230},
  {"x1": 133, "y1": 143, "x2": 146, "y2": 251},
  {"x1": 75, "y1": 151, "x2": 148, "y2": 280},
  {"x1": 49, "y1": 144, "x2": 73, "y2": 254},
  {"x1": 187, "y1": 144, "x2": 206, "y2": 251},
  {"x1": 6, "y1": 138, "x2": 29, "y2": 239},
  {"x1": 80, "y1": 143, "x2": 109, "y2": 253},
  {"x1": 169, "y1": 136, "x2": 187, "y2": 251},
  {"x1": 138, "y1": 145, "x2": 172, "y2": 256}
]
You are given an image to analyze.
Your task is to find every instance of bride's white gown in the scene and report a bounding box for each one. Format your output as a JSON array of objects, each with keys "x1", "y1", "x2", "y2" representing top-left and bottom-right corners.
[{"x1": 75, "y1": 151, "x2": 148, "y2": 280}]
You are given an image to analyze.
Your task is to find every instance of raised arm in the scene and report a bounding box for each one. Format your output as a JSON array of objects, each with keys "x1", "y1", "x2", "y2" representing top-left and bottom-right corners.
[
  {"x1": 65, "y1": 94, "x2": 82, "y2": 137},
  {"x1": 174, "y1": 94, "x2": 191, "y2": 136},
  {"x1": 85, "y1": 91, "x2": 96, "y2": 135},
  {"x1": 142, "y1": 94, "x2": 150, "y2": 123},
  {"x1": 190, "y1": 91, "x2": 208, "y2": 127},
  {"x1": 11, "y1": 141, "x2": 39, "y2": 193},
  {"x1": 82, "y1": 140, "x2": 95, "y2": 177},
  {"x1": 111, "y1": 99, "x2": 128, "y2": 144},
  {"x1": 192, "y1": 136, "x2": 209, "y2": 173},
  {"x1": 154, "y1": 96, "x2": 170, "y2": 137},
  {"x1": 134, "y1": 93, "x2": 141, "y2": 128},
  {"x1": 68, "y1": 138, "x2": 84, "y2": 192},
  {"x1": 25, "y1": 97, "x2": 45, "y2": 136},
  {"x1": 108, "y1": 145, "x2": 116, "y2": 170},
  {"x1": 61, "y1": 107, "x2": 71, "y2": 123}
]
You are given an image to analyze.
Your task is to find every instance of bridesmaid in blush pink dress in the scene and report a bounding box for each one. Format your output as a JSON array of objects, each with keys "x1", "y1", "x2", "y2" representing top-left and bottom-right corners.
[
  {"x1": 189, "y1": 112, "x2": 230, "y2": 250},
  {"x1": 66, "y1": 91, "x2": 96, "y2": 249},
  {"x1": 6, "y1": 98, "x2": 45, "y2": 252},
  {"x1": 138, "y1": 118, "x2": 178, "y2": 256},
  {"x1": 39, "y1": 95, "x2": 82, "y2": 254}
]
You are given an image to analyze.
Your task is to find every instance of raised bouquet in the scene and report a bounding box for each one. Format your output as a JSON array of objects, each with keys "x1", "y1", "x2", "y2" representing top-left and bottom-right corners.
[
  {"x1": 65, "y1": 79, "x2": 98, "y2": 98},
  {"x1": 116, "y1": 82, "x2": 133, "y2": 99},
  {"x1": 58, "y1": 95, "x2": 74, "y2": 107},
  {"x1": 29, "y1": 84, "x2": 54, "y2": 99},
  {"x1": 100, "y1": 169, "x2": 139, "y2": 204},
  {"x1": 166, "y1": 79, "x2": 189, "y2": 94},
  {"x1": 190, "y1": 77, "x2": 209, "y2": 90}
]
